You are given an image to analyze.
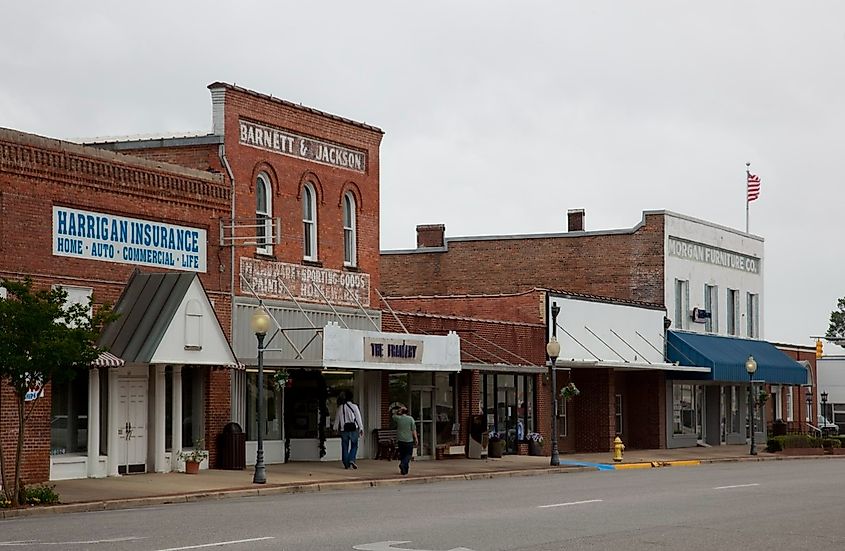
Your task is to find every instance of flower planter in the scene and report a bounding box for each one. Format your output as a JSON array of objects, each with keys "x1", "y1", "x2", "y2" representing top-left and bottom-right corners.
[
  {"x1": 488, "y1": 440, "x2": 505, "y2": 458},
  {"x1": 185, "y1": 460, "x2": 201, "y2": 474},
  {"x1": 781, "y1": 447, "x2": 825, "y2": 456},
  {"x1": 528, "y1": 441, "x2": 544, "y2": 456}
]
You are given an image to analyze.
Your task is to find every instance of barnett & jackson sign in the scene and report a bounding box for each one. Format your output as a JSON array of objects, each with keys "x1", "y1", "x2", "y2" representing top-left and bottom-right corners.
[
  {"x1": 239, "y1": 119, "x2": 366, "y2": 173},
  {"x1": 668, "y1": 236, "x2": 760, "y2": 274},
  {"x1": 52, "y1": 206, "x2": 207, "y2": 272},
  {"x1": 240, "y1": 257, "x2": 370, "y2": 307}
]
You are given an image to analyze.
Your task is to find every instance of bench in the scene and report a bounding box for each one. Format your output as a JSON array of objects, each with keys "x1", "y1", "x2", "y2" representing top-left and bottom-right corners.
[{"x1": 373, "y1": 429, "x2": 398, "y2": 460}]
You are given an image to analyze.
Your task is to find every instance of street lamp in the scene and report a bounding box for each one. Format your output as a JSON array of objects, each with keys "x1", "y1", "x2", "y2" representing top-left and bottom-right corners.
[
  {"x1": 250, "y1": 309, "x2": 271, "y2": 484},
  {"x1": 806, "y1": 390, "x2": 813, "y2": 431},
  {"x1": 546, "y1": 303, "x2": 561, "y2": 467},
  {"x1": 745, "y1": 355, "x2": 758, "y2": 456},
  {"x1": 821, "y1": 391, "x2": 829, "y2": 425}
]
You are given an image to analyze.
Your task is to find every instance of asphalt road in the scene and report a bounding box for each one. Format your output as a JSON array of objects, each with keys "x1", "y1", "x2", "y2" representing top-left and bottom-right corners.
[{"x1": 2, "y1": 459, "x2": 844, "y2": 550}]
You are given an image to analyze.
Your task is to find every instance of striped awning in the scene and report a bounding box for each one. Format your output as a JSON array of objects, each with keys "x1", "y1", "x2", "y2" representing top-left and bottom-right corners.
[{"x1": 93, "y1": 351, "x2": 124, "y2": 367}]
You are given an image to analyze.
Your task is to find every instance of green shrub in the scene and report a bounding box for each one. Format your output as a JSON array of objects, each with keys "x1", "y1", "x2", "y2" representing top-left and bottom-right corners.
[
  {"x1": 822, "y1": 438, "x2": 842, "y2": 449},
  {"x1": 767, "y1": 437, "x2": 784, "y2": 452},
  {"x1": 23, "y1": 484, "x2": 60, "y2": 505},
  {"x1": 780, "y1": 434, "x2": 822, "y2": 449}
]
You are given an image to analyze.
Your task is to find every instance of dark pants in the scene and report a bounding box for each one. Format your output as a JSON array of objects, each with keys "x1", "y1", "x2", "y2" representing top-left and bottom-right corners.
[{"x1": 397, "y1": 441, "x2": 414, "y2": 475}]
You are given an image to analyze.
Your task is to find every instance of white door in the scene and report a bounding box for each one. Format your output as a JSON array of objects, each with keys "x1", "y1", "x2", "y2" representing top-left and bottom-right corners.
[{"x1": 117, "y1": 379, "x2": 147, "y2": 473}]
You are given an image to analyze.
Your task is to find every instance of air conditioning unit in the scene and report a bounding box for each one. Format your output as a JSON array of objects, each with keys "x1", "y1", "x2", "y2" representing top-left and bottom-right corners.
[{"x1": 692, "y1": 308, "x2": 711, "y2": 323}]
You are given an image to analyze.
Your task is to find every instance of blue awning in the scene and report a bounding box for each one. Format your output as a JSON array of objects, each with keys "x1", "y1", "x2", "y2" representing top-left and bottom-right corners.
[{"x1": 666, "y1": 331, "x2": 808, "y2": 385}]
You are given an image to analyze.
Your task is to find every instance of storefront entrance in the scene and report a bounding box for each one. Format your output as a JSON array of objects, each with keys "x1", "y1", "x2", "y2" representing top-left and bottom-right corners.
[
  {"x1": 117, "y1": 378, "x2": 147, "y2": 474},
  {"x1": 410, "y1": 386, "x2": 434, "y2": 458}
]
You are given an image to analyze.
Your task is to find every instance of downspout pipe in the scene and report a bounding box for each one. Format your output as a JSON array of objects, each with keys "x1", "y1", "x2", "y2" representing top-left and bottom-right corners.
[{"x1": 219, "y1": 144, "x2": 236, "y2": 343}]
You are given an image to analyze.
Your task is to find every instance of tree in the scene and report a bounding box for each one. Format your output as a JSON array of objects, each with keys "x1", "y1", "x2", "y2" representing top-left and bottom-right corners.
[
  {"x1": 0, "y1": 278, "x2": 113, "y2": 507},
  {"x1": 826, "y1": 297, "x2": 845, "y2": 341}
]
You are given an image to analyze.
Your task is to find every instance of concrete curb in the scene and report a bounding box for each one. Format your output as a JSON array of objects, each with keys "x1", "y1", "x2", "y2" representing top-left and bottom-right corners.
[{"x1": 0, "y1": 465, "x2": 591, "y2": 519}]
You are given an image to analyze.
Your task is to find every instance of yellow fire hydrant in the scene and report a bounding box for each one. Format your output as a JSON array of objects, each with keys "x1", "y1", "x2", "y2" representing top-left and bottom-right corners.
[{"x1": 613, "y1": 436, "x2": 625, "y2": 462}]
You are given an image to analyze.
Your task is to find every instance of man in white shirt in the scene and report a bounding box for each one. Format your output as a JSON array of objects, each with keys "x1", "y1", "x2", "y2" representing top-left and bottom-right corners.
[{"x1": 332, "y1": 392, "x2": 364, "y2": 469}]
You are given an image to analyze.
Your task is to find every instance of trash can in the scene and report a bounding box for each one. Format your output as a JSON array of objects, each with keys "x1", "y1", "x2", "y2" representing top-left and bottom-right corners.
[
  {"x1": 218, "y1": 422, "x2": 246, "y2": 470},
  {"x1": 467, "y1": 414, "x2": 488, "y2": 459},
  {"x1": 772, "y1": 419, "x2": 787, "y2": 437}
]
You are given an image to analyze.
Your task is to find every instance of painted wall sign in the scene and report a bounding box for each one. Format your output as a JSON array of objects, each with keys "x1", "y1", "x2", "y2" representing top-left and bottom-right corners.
[
  {"x1": 52, "y1": 206, "x2": 207, "y2": 272},
  {"x1": 239, "y1": 118, "x2": 366, "y2": 173},
  {"x1": 668, "y1": 236, "x2": 760, "y2": 275},
  {"x1": 240, "y1": 257, "x2": 370, "y2": 307},
  {"x1": 364, "y1": 337, "x2": 424, "y2": 364}
]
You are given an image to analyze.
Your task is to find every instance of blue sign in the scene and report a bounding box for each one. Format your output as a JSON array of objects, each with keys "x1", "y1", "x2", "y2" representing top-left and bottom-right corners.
[{"x1": 52, "y1": 206, "x2": 207, "y2": 272}]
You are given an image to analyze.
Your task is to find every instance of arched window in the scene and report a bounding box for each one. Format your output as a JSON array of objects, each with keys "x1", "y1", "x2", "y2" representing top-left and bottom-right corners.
[
  {"x1": 343, "y1": 192, "x2": 357, "y2": 267},
  {"x1": 256, "y1": 173, "x2": 273, "y2": 255},
  {"x1": 302, "y1": 183, "x2": 317, "y2": 260}
]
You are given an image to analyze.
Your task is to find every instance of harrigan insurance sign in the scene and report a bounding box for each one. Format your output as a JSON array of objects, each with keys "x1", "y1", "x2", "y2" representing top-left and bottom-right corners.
[{"x1": 52, "y1": 206, "x2": 207, "y2": 272}]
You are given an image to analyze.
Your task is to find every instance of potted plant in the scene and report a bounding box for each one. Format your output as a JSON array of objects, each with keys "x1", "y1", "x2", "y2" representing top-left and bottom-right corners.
[
  {"x1": 561, "y1": 382, "x2": 580, "y2": 401},
  {"x1": 526, "y1": 432, "x2": 544, "y2": 456},
  {"x1": 179, "y1": 439, "x2": 209, "y2": 474},
  {"x1": 273, "y1": 369, "x2": 291, "y2": 390},
  {"x1": 487, "y1": 431, "x2": 505, "y2": 458}
]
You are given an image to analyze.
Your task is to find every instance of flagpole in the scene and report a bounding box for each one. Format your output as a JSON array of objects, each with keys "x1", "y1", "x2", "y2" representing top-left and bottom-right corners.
[{"x1": 745, "y1": 161, "x2": 751, "y2": 233}]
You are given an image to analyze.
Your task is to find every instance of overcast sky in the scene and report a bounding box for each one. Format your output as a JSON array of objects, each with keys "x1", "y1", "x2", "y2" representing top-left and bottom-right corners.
[{"x1": 2, "y1": 2, "x2": 843, "y2": 349}]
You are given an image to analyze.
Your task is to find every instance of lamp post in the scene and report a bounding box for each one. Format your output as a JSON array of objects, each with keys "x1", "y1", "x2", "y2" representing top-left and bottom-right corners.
[
  {"x1": 806, "y1": 390, "x2": 813, "y2": 432},
  {"x1": 821, "y1": 391, "x2": 829, "y2": 426},
  {"x1": 746, "y1": 355, "x2": 758, "y2": 455},
  {"x1": 250, "y1": 309, "x2": 271, "y2": 484},
  {"x1": 546, "y1": 303, "x2": 561, "y2": 467}
]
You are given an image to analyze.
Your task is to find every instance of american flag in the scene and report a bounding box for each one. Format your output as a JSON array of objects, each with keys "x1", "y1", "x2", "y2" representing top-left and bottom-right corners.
[{"x1": 747, "y1": 172, "x2": 761, "y2": 202}]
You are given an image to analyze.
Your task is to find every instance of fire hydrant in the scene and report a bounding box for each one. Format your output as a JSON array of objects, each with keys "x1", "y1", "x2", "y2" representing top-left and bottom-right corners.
[{"x1": 613, "y1": 436, "x2": 625, "y2": 462}]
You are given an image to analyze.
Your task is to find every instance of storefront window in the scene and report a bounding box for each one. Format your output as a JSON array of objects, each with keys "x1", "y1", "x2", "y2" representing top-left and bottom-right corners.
[
  {"x1": 324, "y1": 371, "x2": 355, "y2": 438},
  {"x1": 673, "y1": 383, "x2": 697, "y2": 435},
  {"x1": 483, "y1": 373, "x2": 536, "y2": 453},
  {"x1": 246, "y1": 371, "x2": 282, "y2": 440},
  {"x1": 51, "y1": 372, "x2": 88, "y2": 455},
  {"x1": 165, "y1": 367, "x2": 204, "y2": 449},
  {"x1": 388, "y1": 372, "x2": 409, "y2": 411},
  {"x1": 435, "y1": 372, "x2": 457, "y2": 446}
]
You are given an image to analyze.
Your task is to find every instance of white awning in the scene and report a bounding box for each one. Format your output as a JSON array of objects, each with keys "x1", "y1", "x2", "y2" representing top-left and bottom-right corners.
[{"x1": 92, "y1": 351, "x2": 124, "y2": 367}]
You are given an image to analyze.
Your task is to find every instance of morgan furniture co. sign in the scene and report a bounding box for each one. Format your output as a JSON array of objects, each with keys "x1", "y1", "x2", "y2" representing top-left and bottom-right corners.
[
  {"x1": 52, "y1": 206, "x2": 207, "y2": 272},
  {"x1": 668, "y1": 236, "x2": 760, "y2": 275},
  {"x1": 240, "y1": 257, "x2": 370, "y2": 307},
  {"x1": 239, "y1": 119, "x2": 366, "y2": 173}
]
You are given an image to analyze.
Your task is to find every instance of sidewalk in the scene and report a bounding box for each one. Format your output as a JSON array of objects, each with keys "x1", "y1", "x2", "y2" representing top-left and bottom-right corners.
[{"x1": 3, "y1": 445, "x2": 835, "y2": 519}]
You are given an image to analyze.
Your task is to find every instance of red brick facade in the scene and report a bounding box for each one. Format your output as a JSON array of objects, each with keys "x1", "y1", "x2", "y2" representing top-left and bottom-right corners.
[
  {"x1": 0, "y1": 128, "x2": 232, "y2": 482},
  {"x1": 381, "y1": 214, "x2": 666, "y2": 305},
  {"x1": 1, "y1": 381, "x2": 51, "y2": 489},
  {"x1": 381, "y1": 218, "x2": 672, "y2": 454}
]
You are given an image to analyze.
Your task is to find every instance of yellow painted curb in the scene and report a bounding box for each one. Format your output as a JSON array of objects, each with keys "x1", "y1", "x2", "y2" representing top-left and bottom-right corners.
[
  {"x1": 665, "y1": 460, "x2": 701, "y2": 467},
  {"x1": 614, "y1": 462, "x2": 653, "y2": 470}
]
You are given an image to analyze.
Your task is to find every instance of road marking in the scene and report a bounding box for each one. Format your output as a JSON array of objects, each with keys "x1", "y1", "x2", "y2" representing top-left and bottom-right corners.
[
  {"x1": 353, "y1": 542, "x2": 475, "y2": 551},
  {"x1": 154, "y1": 537, "x2": 275, "y2": 551},
  {"x1": 0, "y1": 537, "x2": 145, "y2": 546},
  {"x1": 538, "y1": 499, "x2": 603, "y2": 508},
  {"x1": 713, "y1": 483, "x2": 760, "y2": 490}
]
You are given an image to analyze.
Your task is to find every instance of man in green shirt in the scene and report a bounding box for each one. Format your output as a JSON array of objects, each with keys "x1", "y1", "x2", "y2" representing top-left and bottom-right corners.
[{"x1": 392, "y1": 404, "x2": 418, "y2": 476}]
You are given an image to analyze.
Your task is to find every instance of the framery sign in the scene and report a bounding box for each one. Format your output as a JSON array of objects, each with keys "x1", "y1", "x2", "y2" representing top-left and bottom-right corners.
[
  {"x1": 240, "y1": 257, "x2": 370, "y2": 307},
  {"x1": 239, "y1": 119, "x2": 366, "y2": 173}
]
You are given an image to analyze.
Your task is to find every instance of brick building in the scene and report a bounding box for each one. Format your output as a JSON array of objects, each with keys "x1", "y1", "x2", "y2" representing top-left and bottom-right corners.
[
  {"x1": 0, "y1": 128, "x2": 236, "y2": 484},
  {"x1": 382, "y1": 210, "x2": 809, "y2": 452}
]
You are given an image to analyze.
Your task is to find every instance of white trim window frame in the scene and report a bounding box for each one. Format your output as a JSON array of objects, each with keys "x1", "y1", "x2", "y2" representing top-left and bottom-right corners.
[
  {"x1": 674, "y1": 279, "x2": 689, "y2": 330},
  {"x1": 727, "y1": 289, "x2": 739, "y2": 336},
  {"x1": 343, "y1": 192, "x2": 357, "y2": 267},
  {"x1": 256, "y1": 173, "x2": 273, "y2": 256},
  {"x1": 785, "y1": 386, "x2": 793, "y2": 422},
  {"x1": 747, "y1": 292, "x2": 760, "y2": 338},
  {"x1": 615, "y1": 394, "x2": 623, "y2": 435},
  {"x1": 302, "y1": 183, "x2": 318, "y2": 261},
  {"x1": 558, "y1": 398, "x2": 567, "y2": 438}
]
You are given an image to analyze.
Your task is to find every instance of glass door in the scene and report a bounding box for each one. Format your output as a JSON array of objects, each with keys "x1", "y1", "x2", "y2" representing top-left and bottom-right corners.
[{"x1": 410, "y1": 386, "x2": 434, "y2": 458}]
